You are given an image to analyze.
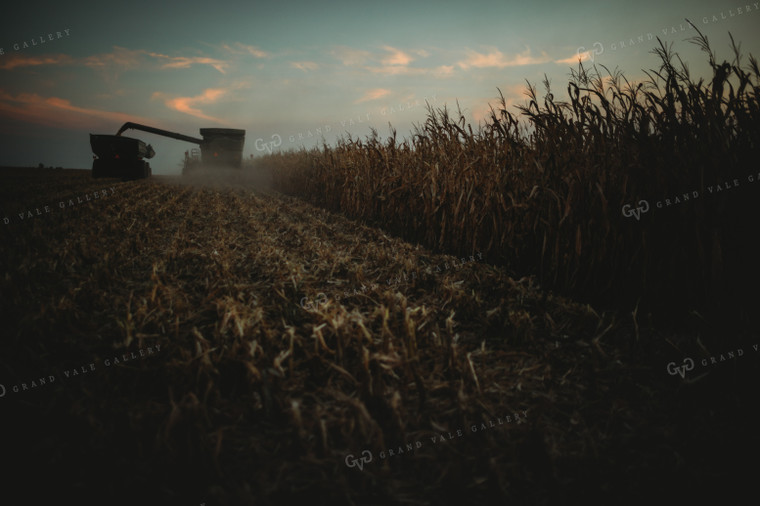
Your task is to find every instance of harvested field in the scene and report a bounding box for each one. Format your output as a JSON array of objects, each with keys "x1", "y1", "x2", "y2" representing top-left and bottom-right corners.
[{"x1": 1, "y1": 167, "x2": 757, "y2": 505}]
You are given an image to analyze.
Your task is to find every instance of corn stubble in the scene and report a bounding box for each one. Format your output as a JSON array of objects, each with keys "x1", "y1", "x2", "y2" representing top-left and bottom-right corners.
[
  {"x1": 264, "y1": 30, "x2": 760, "y2": 323},
  {"x1": 3, "y1": 170, "x2": 614, "y2": 504}
]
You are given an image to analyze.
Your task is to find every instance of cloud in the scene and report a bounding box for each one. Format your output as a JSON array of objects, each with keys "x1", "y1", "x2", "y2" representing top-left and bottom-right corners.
[
  {"x1": 291, "y1": 61, "x2": 318, "y2": 72},
  {"x1": 0, "y1": 43, "x2": 250, "y2": 81},
  {"x1": 470, "y1": 85, "x2": 526, "y2": 123},
  {"x1": 352, "y1": 46, "x2": 451, "y2": 78},
  {"x1": 331, "y1": 46, "x2": 372, "y2": 66},
  {"x1": 470, "y1": 100, "x2": 494, "y2": 124},
  {"x1": 0, "y1": 88, "x2": 155, "y2": 130},
  {"x1": 435, "y1": 65, "x2": 455, "y2": 77},
  {"x1": 354, "y1": 88, "x2": 391, "y2": 104},
  {"x1": 153, "y1": 88, "x2": 228, "y2": 123},
  {"x1": 555, "y1": 50, "x2": 593, "y2": 65},
  {"x1": 381, "y1": 46, "x2": 414, "y2": 66},
  {"x1": 366, "y1": 65, "x2": 417, "y2": 76},
  {"x1": 85, "y1": 47, "x2": 228, "y2": 73},
  {"x1": 146, "y1": 52, "x2": 229, "y2": 74},
  {"x1": 84, "y1": 47, "x2": 145, "y2": 70},
  {"x1": 365, "y1": 64, "x2": 453, "y2": 78},
  {"x1": 221, "y1": 42, "x2": 271, "y2": 58},
  {"x1": 457, "y1": 47, "x2": 551, "y2": 69},
  {"x1": 82, "y1": 47, "x2": 153, "y2": 83},
  {"x1": 81, "y1": 47, "x2": 230, "y2": 82},
  {"x1": 0, "y1": 53, "x2": 74, "y2": 70}
]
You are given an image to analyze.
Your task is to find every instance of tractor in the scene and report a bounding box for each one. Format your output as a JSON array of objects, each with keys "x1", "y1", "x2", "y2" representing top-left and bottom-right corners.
[{"x1": 90, "y1": 134, "x2": 154, "y2": 180}]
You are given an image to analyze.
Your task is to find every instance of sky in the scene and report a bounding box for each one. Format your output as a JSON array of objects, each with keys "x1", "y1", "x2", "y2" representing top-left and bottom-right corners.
[{"x1": 0, "y1": 0, "x2": 758, "y2": 174}]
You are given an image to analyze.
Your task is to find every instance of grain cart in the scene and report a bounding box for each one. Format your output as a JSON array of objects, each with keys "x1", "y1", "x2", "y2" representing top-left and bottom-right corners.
[{"x1": 89, "y1": 134, "x2": 155, "y2": 180}]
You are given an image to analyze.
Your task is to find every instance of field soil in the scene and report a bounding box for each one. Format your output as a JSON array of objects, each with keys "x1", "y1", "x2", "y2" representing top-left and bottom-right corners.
[{"x1": 1, "y1": 168, "x2": 757, "y2": 505}]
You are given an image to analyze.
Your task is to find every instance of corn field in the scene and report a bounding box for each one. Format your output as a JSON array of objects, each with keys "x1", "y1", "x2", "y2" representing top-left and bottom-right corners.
[{"x1": 263, "y1": 30, "x2": 760, "y2": 323}]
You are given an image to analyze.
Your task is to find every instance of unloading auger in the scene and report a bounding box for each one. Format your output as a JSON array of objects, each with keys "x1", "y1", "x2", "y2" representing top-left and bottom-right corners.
[{"x1": 89, "y1": 122, "x2": 245, "y2": 179}]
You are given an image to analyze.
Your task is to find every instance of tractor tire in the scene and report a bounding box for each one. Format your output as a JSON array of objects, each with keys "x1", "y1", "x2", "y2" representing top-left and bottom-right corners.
[
  {"x1": 122, "y1": 160, "x2": 142, "y2": 181},
  {"x1": 91, "y1": 159, "x2": 104, "y2": 178}
]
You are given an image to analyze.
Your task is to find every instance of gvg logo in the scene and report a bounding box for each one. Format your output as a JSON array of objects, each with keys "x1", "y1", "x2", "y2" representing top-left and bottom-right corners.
[
  {"x1": 300, "y1": 293, "x2": 329, "y2": 311},
  {"x1": 666, "y1": 358, "x2": 695, "y2": 378},
  {"x1": 254, "y1": 134, "x2": 282, "y2": 154},
  {"x1": 621, "y1": 200, "x2": 650, "y2": 220},
  {"x1": 576, "y1": 41, "x2": 604, "y2": 62},
  {"x1": 345, "y1": 450, "x2": 373, "y2": 471}
]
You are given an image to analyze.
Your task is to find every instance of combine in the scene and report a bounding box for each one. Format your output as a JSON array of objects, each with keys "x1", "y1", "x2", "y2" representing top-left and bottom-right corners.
[{"x1": 90, "y1": 123, "x2": 246, "y2": 179}]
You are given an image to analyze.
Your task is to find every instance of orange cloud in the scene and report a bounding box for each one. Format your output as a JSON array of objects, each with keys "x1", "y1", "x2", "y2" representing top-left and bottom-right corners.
[
  {"x1": 555, "y1": 51, "x2": 593, "y2": 65},
  {"x1": 458, "y1": 47, "x2": 551, "y2": 69},
  {"x1": 354, "y1": 88, "x2": 391, "y2": 104},
  {"x1": 381, "y1": 46, "x2": 413, "y2": 66},
  {"x1": 1, "y1": 45, "x2": 232, "y2": 81},
  {"x1": 332, "y1": 45, "x2": 439, "y2": 76},
  {"x1": 147, "y1": 52, "x2": 228, "y2": 74},
  {"x1": 154, "y1": 88, "x2": 227, "y2": 123},
  {"x1": 0, "y1": 88, "x2": 155, "y2": 130},
  {"x1": 220, "y1": 43, "x2": 271, "y2": 58},
  {"x1": 83, "y1": 47, "x2": 231, "y2": 81},
  {"x1": 359, "y1": 46, "x2": 450, "y2": 77},
  {"x1": 0, "y1": 53, "x2": 74, "y2": 70},
  {"x1": 291, "y1": 61, "x2": 318, "y2": 72}
]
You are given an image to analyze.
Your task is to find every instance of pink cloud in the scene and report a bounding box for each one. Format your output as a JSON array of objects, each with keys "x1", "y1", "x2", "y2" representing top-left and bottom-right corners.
[
  {"x1": 381, "y1": 46, "x2": 414, "y2": 66},
  {"x1": 0, "y1": 53, "x2": 74, "y2": 70},
  {"x1": 154, "y1": 88, "x2": 227, "y2": 123},
  {"x1": 354, "y1": 88, "x2": 391, "y2": 104},
  {"x1": 0, "y1": 88, "x2": 155, "y2": 130}
]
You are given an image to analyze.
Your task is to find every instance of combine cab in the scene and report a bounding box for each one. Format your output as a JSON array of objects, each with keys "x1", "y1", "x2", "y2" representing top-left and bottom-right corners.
[
  {"x1": 183, "y1": 147, "x2": 202, "y2": 173},
  {"x1": 90, "y1": 134, "x2": 154, "y2": 180}
]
